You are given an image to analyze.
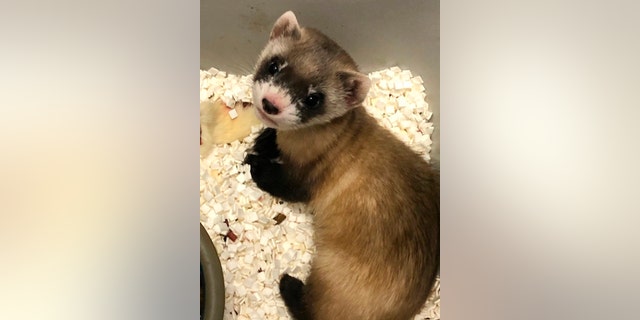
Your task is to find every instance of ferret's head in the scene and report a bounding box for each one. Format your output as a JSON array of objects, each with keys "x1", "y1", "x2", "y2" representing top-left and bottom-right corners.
[{"x1": 252, "y1": 11, "x2": 371, "y2": 130}]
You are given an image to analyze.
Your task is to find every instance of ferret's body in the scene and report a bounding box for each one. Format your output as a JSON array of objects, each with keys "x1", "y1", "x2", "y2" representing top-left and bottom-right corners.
[
  {"x1": 245, "y1": 11, "x2": 439, "y2": 320},
  {"x1": 280, "y1": 107, "x2": 439, "y2": 319}
]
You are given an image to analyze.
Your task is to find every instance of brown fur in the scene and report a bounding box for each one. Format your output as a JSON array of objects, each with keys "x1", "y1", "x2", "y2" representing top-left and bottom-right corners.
[{"x1": 278, "y1": 106, "x2": 439, "y2": 320}]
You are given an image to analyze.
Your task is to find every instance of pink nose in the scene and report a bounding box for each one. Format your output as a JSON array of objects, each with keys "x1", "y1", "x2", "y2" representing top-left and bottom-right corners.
[{"x1": 262, "y1": 98, "x2": 279, "y2": 115}]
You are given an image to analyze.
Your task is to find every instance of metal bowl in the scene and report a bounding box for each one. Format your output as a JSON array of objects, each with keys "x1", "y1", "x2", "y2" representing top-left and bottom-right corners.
[{"x1": 201, "y1": 223, "x2": 225, "y2": 320}]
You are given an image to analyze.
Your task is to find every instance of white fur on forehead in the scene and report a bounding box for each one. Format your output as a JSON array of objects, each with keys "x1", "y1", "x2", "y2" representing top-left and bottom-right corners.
[
  {"x1": 270, "y1": 11, "x2": 301, "y2": 40},
  {"x1": 256, "y1": 38, "x2": 290, "y2": 66}
]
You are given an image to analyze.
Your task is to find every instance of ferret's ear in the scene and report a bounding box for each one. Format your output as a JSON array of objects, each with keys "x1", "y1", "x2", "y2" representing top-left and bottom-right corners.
[
  {"x1": 337, "y1": 70, "x2": 371, "y2": 108},
  {"x1": 270, "y1": 11, "x2": 301, "y2": 40}
]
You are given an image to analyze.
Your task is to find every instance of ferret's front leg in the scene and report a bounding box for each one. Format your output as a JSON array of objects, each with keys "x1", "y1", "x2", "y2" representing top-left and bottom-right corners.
[
  {"x1": 248, "y1": 128, "x2": 280, "y2": 159},
  {"x1": 244, "y1": 128, "x2": 309, "y2": 203}
]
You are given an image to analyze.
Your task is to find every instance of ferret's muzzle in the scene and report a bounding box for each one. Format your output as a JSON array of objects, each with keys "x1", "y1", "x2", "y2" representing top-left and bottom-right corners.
[{"x1": 262, "y1": 98, "x2": 280, "y2": 115}]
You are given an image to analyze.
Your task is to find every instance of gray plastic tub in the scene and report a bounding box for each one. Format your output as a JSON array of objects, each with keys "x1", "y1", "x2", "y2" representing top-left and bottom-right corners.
[{"x1": 200, "y1": 224, "x2": 225, "y2": 320}]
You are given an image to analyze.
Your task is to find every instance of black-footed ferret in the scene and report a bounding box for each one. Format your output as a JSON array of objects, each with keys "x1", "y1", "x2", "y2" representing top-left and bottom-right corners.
[{"x1": 244, "y1": 11, "x2": 439, "y2": 320}]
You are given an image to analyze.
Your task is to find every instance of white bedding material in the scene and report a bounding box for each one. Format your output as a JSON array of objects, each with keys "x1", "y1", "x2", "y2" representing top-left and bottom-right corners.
[{"x1": 200, "y1": 67, "x2": 440, "y2": 319}]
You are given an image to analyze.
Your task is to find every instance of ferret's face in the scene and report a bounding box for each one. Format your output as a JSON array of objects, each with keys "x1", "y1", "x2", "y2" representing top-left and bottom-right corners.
[
  {"x1": 252, "y1": 50, "x2": 333, "y2": 130},
  {"x1": 252, "y1": 12, "x2": 371, "y2": 131}
]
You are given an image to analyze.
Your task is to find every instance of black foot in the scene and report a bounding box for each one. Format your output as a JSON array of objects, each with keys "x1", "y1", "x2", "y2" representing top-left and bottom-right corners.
[
  {"x1": 243, "y1": 128, "x2": 310, "y2": 203},
  {"x1": 279, "y1": 274, "x2": 310, "y2": 320},
  {"x1": 244, "y1": 153, "x2": 285, "y2": 192},
  {"x1": 248, "y1": 127, "x2": 280, "y2": 159}
]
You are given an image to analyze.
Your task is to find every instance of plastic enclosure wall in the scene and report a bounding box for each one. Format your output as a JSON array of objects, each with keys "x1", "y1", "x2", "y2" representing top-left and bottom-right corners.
[{"x1": 201, "y1": 0, "x2": 440, "y2": 160}]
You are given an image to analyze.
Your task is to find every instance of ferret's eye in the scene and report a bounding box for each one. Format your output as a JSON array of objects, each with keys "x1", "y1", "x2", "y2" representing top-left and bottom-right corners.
[
  {"x1": 303, "y1": 93, "x2": 324, "y2": 108},
  {"x1": 268, "y1": 61, "x2": 280, "y2": 75}
]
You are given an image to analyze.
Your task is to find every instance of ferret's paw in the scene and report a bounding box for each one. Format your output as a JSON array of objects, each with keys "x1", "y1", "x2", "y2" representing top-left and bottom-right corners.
[
  {"x1": 245, "y1": 154, "x2": 285, "y2": 193},
  {"x1": 243, "y1": 152, "x2": 273, "y2": 167},
  {"x1": 279, "y1": 274, "x2": 305, "y2": 307},
  {"x1": 250, "y1": 128, "x2": 280, "y2": 159},
  {"x1": 243, "y1": 152, "x2": 260, "y2": 166}
]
